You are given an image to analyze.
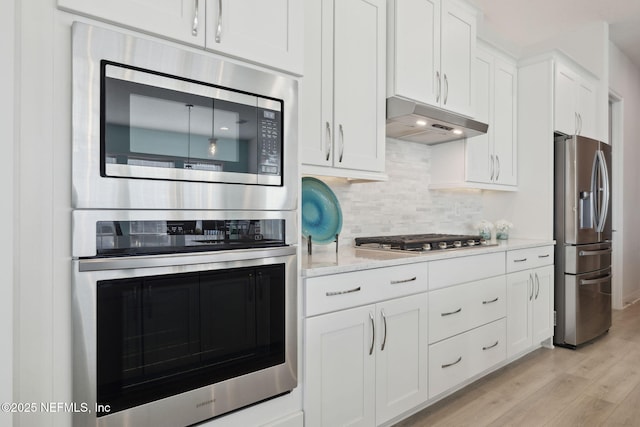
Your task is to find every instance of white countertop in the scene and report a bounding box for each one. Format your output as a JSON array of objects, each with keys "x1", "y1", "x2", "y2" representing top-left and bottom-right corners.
[{"x1": 302, "y1": 238, "x2": 555, "y2": 277}]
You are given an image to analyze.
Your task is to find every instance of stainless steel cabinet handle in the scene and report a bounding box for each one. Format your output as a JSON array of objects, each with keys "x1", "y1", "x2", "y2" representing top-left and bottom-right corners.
[
  {"x1": 580, "y1": 273, "x2": 612, "y2": 286},
  {"x1": 514, "y1": 258, "x2": 527, "y2": 263},
  {"x1": 538, "y1": 254, "x2": 551, "y2": 258},
  {"x1": 338, "y1": 124, "x2": 344, "y2": 163},
  {"x1": 535, "y1": 273, "x2": 540, "y2": 299},
  {"x1": 436, "y1": 71, "x2": 441, "y2": 103},
  {"x1": 390, "y1": 276, "x2": 417, "y2": 285},
  {"x1": 489, "y1": 154, "x2": 495, "y2": 181},
  {"x1": 442, "y1": 356, "x2": 462, "y2": 369},
  {"x1": 482, "y1": 340, "x2": 499, "y2": 351},
  {"x1": 325, "y1": 122, "x2": 332, "y2": 161},
  {"x1": 575, "y1": 112, "x2": 579, "y2": 135},
  {"x1": 192, "y1": 0, "x2": 200, "y2": 36},
  {"x1": 215, "y1": 0, "x2": 223, "y2": 43},
  {"x1": 482, "y1": 297, "x2": 499, "y2": 305},
  {"x1": 443, "y1": 74, "x2": 449, "y2": 105},
  {"x1": 369, "y1": 312, "x2": 375, "y2": 356},
  {"x1": 579, "y1": 113, "x2": 583, "y2": 135},
  {"x1": 496, "y1": 155, "x2": 501, "y2": 181},
  {"x1": 529, "y1": 274, "x2": 533, "y2": 301},
  {"x1": 381, "y1": 310, "x2": 388, "y2": 351},
  {"x1": 441, "y1": 307, "x2": 462, "y2": 317},
  {"x1": 325, "y1": 286, "x2": 361, "y2": 297}
]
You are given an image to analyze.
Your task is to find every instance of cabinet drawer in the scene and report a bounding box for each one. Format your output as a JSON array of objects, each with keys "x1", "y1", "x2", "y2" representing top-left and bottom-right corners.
[
  {"x1": 305, "y1": 263, "x2": 428, "y2": 317},
  {"x1": 429, "y1": 276, "x2": 506, "y2": 343},
  {"x1": 428, "y1": 318, "x2": 506, "y2": 398},
  {"x1": 429, "y1": 252, "x2": 505, "y2": 290},
  {"x1": 506, "y1": 245, "x2": 554, "y2": 273}
]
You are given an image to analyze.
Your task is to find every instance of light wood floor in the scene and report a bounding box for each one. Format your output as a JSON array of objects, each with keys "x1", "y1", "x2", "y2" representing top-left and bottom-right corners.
[{"x1": 395, "y1": 302, "x2": 640, "y2": 427}]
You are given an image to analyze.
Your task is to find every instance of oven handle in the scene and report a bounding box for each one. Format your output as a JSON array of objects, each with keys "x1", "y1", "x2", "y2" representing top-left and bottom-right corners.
[{"x1": 77, "y1": 246, "x2": 297, "y2": 272}]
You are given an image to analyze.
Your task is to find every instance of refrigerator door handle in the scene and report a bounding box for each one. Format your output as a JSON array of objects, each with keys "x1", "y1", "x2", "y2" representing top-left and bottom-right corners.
[
  {"x1": 596, "y1": 150, "x2": 610, "y2": 233},
  {"x1": 590, "y1": 150, "x2": 600, "y2": 230},
  {"x1": 580, "y1": 273, "x2": 612, "y2": 286}
]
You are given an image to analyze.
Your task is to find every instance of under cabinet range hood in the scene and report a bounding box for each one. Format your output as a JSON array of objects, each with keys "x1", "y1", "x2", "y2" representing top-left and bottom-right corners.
[{"x1": 386, "y1": 97, "x2": 488, "y2": 144}]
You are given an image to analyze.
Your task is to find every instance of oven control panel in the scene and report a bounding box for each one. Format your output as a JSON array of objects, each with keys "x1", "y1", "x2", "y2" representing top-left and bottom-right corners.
[{"x1": 258, "y1": 109, "x2": 282, "y2": 175}]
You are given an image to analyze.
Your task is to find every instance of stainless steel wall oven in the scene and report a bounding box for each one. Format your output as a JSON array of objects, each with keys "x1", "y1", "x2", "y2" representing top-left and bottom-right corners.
[
  {"x1": 72, "y1": 210, "x2": 297, "y2": 427},
  {"x1": 70, "y1": 22, "x2": 299, "y2": 427},
  {"x1": 72, "y1": 22, "x2": 298, "y2": 210}
]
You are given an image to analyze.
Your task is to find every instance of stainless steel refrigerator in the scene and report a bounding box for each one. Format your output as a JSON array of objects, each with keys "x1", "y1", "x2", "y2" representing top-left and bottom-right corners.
[{"x1": 554, "y1": 134, "x2": 612, "y2": 348}]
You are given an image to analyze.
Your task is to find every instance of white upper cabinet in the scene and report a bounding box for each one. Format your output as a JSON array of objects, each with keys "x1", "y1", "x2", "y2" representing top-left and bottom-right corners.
[
  {"x1": 58, "y1": 0, "x2": 303, "y2": 75},
  {"x1": 554, "y1": 60, "x2": 598, "y2": 139},
  {"x1": 466, "y1": 43, "x2": 517, "y2": 187},
  {"x1": 204, "y1": 0, "x2": 303, "y2": 74},
  {"x1": 431, "y1": 42, "x2": 517, "y2": 191},
  {"x1": 388, "y1": 0, "x2": 476, "y2": 117},
  {"x1": 300, "y1": 0, "x2": 386, "y2": 179}
]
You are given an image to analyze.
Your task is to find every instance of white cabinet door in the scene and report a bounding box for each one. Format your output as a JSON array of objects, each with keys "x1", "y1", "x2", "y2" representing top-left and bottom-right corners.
[
  {"x1": 466, "y1": 48, "x2": 492, "y2": 183},
  {"x1": 493, "y1": 58, "x2": 517, "y2": 185},
  {"x1": 58, "y1": 0, "x2": 205, "y2": 46},
  {"x1": 375, "y1": 294, "x2": 428, "y2": 424},
  {"x1": 577, "y1": 79, "x2": 598, "y2": 139},
  {"x1": 554, "y1": 61, "x2": 599, "y2": 139},
  {"x1": 301, "y1": 0, "x2": 385, "y2": 176},
  {"x1": 391, "y1": 0, "x2": 441, "y2": 106},
  {"x1": 554, "y1": 63, "x2": 578, "y2": 136},
  {"x1": 204, "y1": 0, "x2": 303, "y2": 74},
  {"x1": 440, "y1": 0, "x2": 475, "y2": 117},
  {"x1": 305, "y1": 306, "x2": 376, "y2": 427},
  {"x1": 333, "y1": 0, "x2": 386, "y2": 172},
  {"x1": 532, "y1": 265, "x2": 554, "y2": 344},
  {"x1": 506, "y1": 270, "x2": 533, "y2": 358}
]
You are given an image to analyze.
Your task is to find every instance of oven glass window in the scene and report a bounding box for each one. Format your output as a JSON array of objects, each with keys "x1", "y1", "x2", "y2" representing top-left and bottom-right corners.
[
  {"x1": 96, "y1": 264, "x2": 285, "y2": 416},
  {"x1": 102, "y1": 61, "x2": 283, "y2": 185}
]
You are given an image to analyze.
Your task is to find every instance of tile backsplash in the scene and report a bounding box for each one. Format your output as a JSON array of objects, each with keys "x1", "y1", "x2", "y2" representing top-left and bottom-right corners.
[{"x1": 305, "y1": 138, "x2": 484, "y2": 252}]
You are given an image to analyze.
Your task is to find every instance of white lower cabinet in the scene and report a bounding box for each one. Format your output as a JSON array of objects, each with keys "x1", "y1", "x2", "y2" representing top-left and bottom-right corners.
[
  {"x1": 506, "y1": 264, "x2": 554, "y2": 357},
  {"x1": 429, "y1": 318, "x2": 506, "y2": 398},
  {"x1": 304, "y1": 293, "x2": 428, "y2": 427}
]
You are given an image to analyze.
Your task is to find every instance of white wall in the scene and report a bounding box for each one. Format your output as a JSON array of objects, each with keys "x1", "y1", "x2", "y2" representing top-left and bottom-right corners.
[
  {"x1": 609, "y1": 42, "x2": 640, "y2": 305},
  {"x1": 1, "y1": 0, "x2": 16, "y2": 425}
]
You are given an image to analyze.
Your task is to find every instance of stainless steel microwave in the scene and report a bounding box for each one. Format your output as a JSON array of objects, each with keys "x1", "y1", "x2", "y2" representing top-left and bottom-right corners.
[{"x1": 71, "y1": 22, "x2": 298, "y2": 211}]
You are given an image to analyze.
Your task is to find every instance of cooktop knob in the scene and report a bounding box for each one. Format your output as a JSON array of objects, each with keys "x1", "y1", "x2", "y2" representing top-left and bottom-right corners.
[
  {"x1": 438, "y1": 241, "x2": 448, "y2": 249},
  {"x1": 422, "y1": 243, "x2": 432, "y2": 251},
  {"x1": 453, "y1": 240, "x2": 462, "y2": 248}
]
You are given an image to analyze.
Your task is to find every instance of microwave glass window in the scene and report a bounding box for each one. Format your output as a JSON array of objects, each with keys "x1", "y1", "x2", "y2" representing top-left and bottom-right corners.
[{"x1": 102, "y1": 62, "x2": 283, "y2": 185}]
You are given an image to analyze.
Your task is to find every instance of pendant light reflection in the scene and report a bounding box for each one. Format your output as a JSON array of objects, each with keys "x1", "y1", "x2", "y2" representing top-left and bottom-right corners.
[{"x1": 208, "y1": 137, "x2": 217, "y2": 156}]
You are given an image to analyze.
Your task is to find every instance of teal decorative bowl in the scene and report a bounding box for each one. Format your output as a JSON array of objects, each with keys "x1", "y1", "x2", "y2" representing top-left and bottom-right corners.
[{"x1": 301, "y1": 177, "x2": 343, "y2": 245}]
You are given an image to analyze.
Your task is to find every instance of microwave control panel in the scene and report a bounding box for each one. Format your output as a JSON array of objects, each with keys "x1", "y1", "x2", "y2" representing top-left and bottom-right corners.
[{"x1": 258, "y1": 108, "x2": 282, "y2": 175}]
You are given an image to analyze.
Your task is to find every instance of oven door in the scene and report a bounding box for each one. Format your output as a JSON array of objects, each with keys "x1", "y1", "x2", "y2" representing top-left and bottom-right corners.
[
  {"x1": 72, "y1": 247, "x2": 297, "y2": 427},
  {"x1": 72, "y1": 22, "x2": 297, "y2": 210}
]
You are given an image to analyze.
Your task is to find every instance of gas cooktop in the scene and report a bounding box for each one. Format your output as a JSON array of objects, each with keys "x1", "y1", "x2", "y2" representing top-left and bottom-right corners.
[{"x1": 354, "y1": 233, "x2": 494, "y2": 253}]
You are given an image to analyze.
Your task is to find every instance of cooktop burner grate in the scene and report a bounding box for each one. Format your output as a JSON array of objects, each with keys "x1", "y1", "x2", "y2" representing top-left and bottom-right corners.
[{"x1": 354, "y1": 233, "x2": 488, "y2": 251}]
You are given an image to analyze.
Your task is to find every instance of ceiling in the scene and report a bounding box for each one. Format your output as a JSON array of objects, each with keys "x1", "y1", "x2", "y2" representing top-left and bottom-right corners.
[{"x1": 469, "y1": 0, "x2": 640, "y2": 68}]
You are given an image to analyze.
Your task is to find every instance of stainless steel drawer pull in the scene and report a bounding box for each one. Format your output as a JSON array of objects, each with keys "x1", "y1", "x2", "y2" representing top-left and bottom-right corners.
[
  {"x1": 381, "y1": 310, "x2": 388, "y2": 351},
  {"x1": 579, "y1": 249, "x2": 612, "y2": 257},
  {"x1": 390, "y1": 276, "x2": 417, "y2": 285},
  {"x1": 538, "y1": 254, "x2": 550, "y2": 258},
  {"x1": 441, "y1": 308, "x2": 462, "y2": 317},
  {"x1": 482, "y1": 297, "x2": 499, "y2": 305},
  {"x1": 441, "y1": 356, "x2": 462, "y2": 369},
  {"x1": 514, "y1": 258, "x2": 527, "y2": 262},
  {"x1": 326, "y1": 286, "x2": 361, "y2": 297},
  {"x1": 482, "y1": 340, "x2": 499, "y2": 351}
]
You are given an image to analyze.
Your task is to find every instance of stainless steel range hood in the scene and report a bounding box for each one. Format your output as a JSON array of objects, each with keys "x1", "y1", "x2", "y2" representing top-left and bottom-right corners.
[{"x1": 386, "y1": 97, "x2": 488, "y2": 144}]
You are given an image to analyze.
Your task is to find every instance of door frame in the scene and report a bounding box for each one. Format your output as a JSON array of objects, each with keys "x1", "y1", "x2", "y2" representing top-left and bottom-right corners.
[{"x1": 608, "y1": 90, "x2": 624, "y2": 310}]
